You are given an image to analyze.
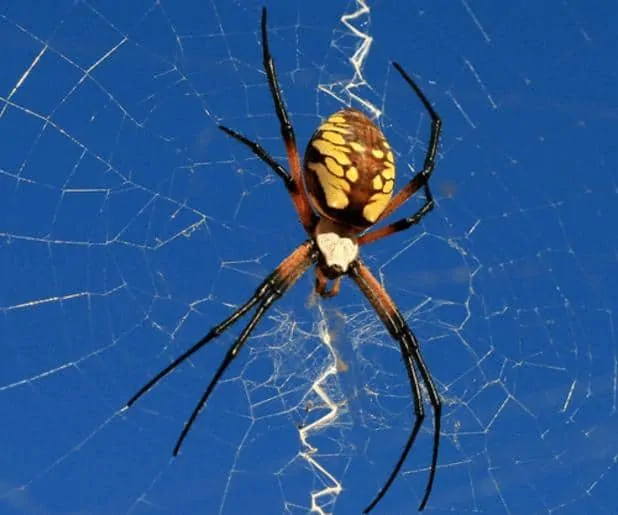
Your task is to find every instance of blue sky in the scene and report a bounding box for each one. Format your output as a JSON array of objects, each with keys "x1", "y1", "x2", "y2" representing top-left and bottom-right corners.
[{"x1": 1, "y1": 1, "x2": 617, "y2": 514}]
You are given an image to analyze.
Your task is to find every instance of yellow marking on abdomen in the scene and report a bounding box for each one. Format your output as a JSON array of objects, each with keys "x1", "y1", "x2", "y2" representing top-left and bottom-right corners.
[
  {"x1": 373, "y1": 175, "x2": 383, "y2": 190},
  {"x1": 371, "y1": 148, "x2": 384, "y2": 159},
  {"x1": 319, "y1": 123, "x2": 349, "y2": 134},
  {"x1": 386, "y1": 151, "x2": 394, "y2": 163},
  {"x1": 382, "y1": 163, "x2": 395, "y2": 180},
  {"x1": 325, "y1": 156, "x2": 344, "y2": 177},
  {"x1": 311, "y1": 139, "x2": 351, "y2": 165},
  {"x1": 328, "y1": 115, "x2": 346, "y2": 124},
  {"x1": 308, "y1": 161, "x2": 350, "y2": 209},
  {"x1": 349, "y1": 142, "x2": 365, "y2": 153},
  {"x1": 346, "y1": 166, "x2": 358, "y2": 183},
  {"x1": 383, "y1": 179, "x2": 394, "y2": 194},
  {"x1": 363, "y1": 192, "x2": 391, "y2": 223},
  {"x1": 321, "y1": 131, "x2": 346, "y2": 145}
]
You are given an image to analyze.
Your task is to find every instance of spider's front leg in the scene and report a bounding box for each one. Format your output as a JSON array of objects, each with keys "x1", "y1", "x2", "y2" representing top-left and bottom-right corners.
[
  {"x1": 126, "y1": 240, "x2": 318, "y2": 455},
  {"x1": 349, "y1": 260, "x2": 441, "y2": 513}
]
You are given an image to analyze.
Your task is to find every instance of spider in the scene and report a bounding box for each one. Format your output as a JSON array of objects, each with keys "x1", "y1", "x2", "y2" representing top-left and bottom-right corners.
[{"x1": 126, "y1": 7, "x2": 442, "y2": 513}]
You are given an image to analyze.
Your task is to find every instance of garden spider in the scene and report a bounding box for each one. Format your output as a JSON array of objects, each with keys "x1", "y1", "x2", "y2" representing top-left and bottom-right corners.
[{"x1": 126, "y1": 7, "x2": 442, "y2": 513}]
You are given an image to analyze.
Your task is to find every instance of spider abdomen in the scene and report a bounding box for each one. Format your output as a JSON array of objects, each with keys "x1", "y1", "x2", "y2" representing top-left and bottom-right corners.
[{"x1": 303, "y1": 108, "x2": 396, "y2": 230}]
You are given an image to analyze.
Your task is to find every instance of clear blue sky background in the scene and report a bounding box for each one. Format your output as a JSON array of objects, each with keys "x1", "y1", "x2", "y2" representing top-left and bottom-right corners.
[{"x1": 1, "y1": 1, "x2": 617, "y2": 514}]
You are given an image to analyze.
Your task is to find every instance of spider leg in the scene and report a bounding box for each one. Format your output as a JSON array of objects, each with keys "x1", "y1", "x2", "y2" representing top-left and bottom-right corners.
[
  {"x1": 174, "y1": 291, "x2": 277, "y2": 455},
  {"x1": 218, "y1": 125, "x2": 293, "y2": 190},
  {"x1": 260, "y1": 7, "x2": 316, "y2": 232},
  {"x1": 216, "y1": 8, "x2": 317, "y2": 234},
  {"x1": 349, "y1": 261, "x2": 441, "y2": 513},
  {"x1": 315, "y1": 267, "x2": 342, "y2": 298},
  {"x1": 127, "y1": 290, "x2": 261, "y2": 409},
  {"x1": 359, "y1": 183, "x2": 434, "y2": 246},
  {"x1": 126, "y1": 241, "x2": 317, "y2": 452},
  {"x1": 359, "y1": 63, "x2": 441, "y2": 246}
]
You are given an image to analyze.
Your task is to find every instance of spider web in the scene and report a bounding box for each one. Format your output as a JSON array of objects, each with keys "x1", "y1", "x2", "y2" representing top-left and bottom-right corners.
[{"x1": 1, "y1": 1, "x2": 617, "y2": 514}]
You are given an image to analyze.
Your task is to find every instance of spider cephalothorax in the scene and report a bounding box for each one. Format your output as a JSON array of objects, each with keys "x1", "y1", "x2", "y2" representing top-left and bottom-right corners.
[
  {"x1": 126, "y1": 7, "x2": 442, "y2": 514},
  {"x1": 313, "y1": 217, "x2": 359, "y2": 297}
]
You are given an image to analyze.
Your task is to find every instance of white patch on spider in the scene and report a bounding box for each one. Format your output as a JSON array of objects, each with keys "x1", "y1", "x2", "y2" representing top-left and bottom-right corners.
[{"x1": 314, "y1": 218, "x2": 359, "y2": 272}]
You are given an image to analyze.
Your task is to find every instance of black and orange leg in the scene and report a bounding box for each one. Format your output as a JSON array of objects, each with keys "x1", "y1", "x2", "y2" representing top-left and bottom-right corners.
[
  {"x1": 218, "y1": 125, "x2": 293, "y2": 190},
  {"x1": 359, "y1": 183, "x2": 434, "y2": 245},
  {"x1": 348, "y1": 260, "x2": 441, "y2": 513},
  {"x1": 260, "y1": 8, "x2": 315, "y2": 232},
  {"x1": 359, "y1": 62, "x2": 441, "y2": 246},
  {"x1": 126, "y1": 240, "x2": 318, "y2": 454},
  {"x1": 219, "y1": 8, "x2": 316, "y2": 234}
]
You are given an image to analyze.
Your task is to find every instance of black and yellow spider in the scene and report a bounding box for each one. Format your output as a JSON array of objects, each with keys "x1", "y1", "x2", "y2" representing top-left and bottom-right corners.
[{"x1": 126, "y1": 8, "x2": 442, "y2": 513}]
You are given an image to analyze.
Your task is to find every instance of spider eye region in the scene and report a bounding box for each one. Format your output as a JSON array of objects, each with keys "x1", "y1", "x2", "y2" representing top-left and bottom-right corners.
[{"x1": 303, "y1": 108, "x2": 396, "y2": 230}]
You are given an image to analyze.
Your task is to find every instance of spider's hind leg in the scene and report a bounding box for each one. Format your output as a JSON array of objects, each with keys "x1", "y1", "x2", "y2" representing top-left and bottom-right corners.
[
  {"x1": 218, "y1": 124, "x2": 293, "y2": 189},
  {"x1": 359, "y1": 62, "x2": 441, "y2": 246}
]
